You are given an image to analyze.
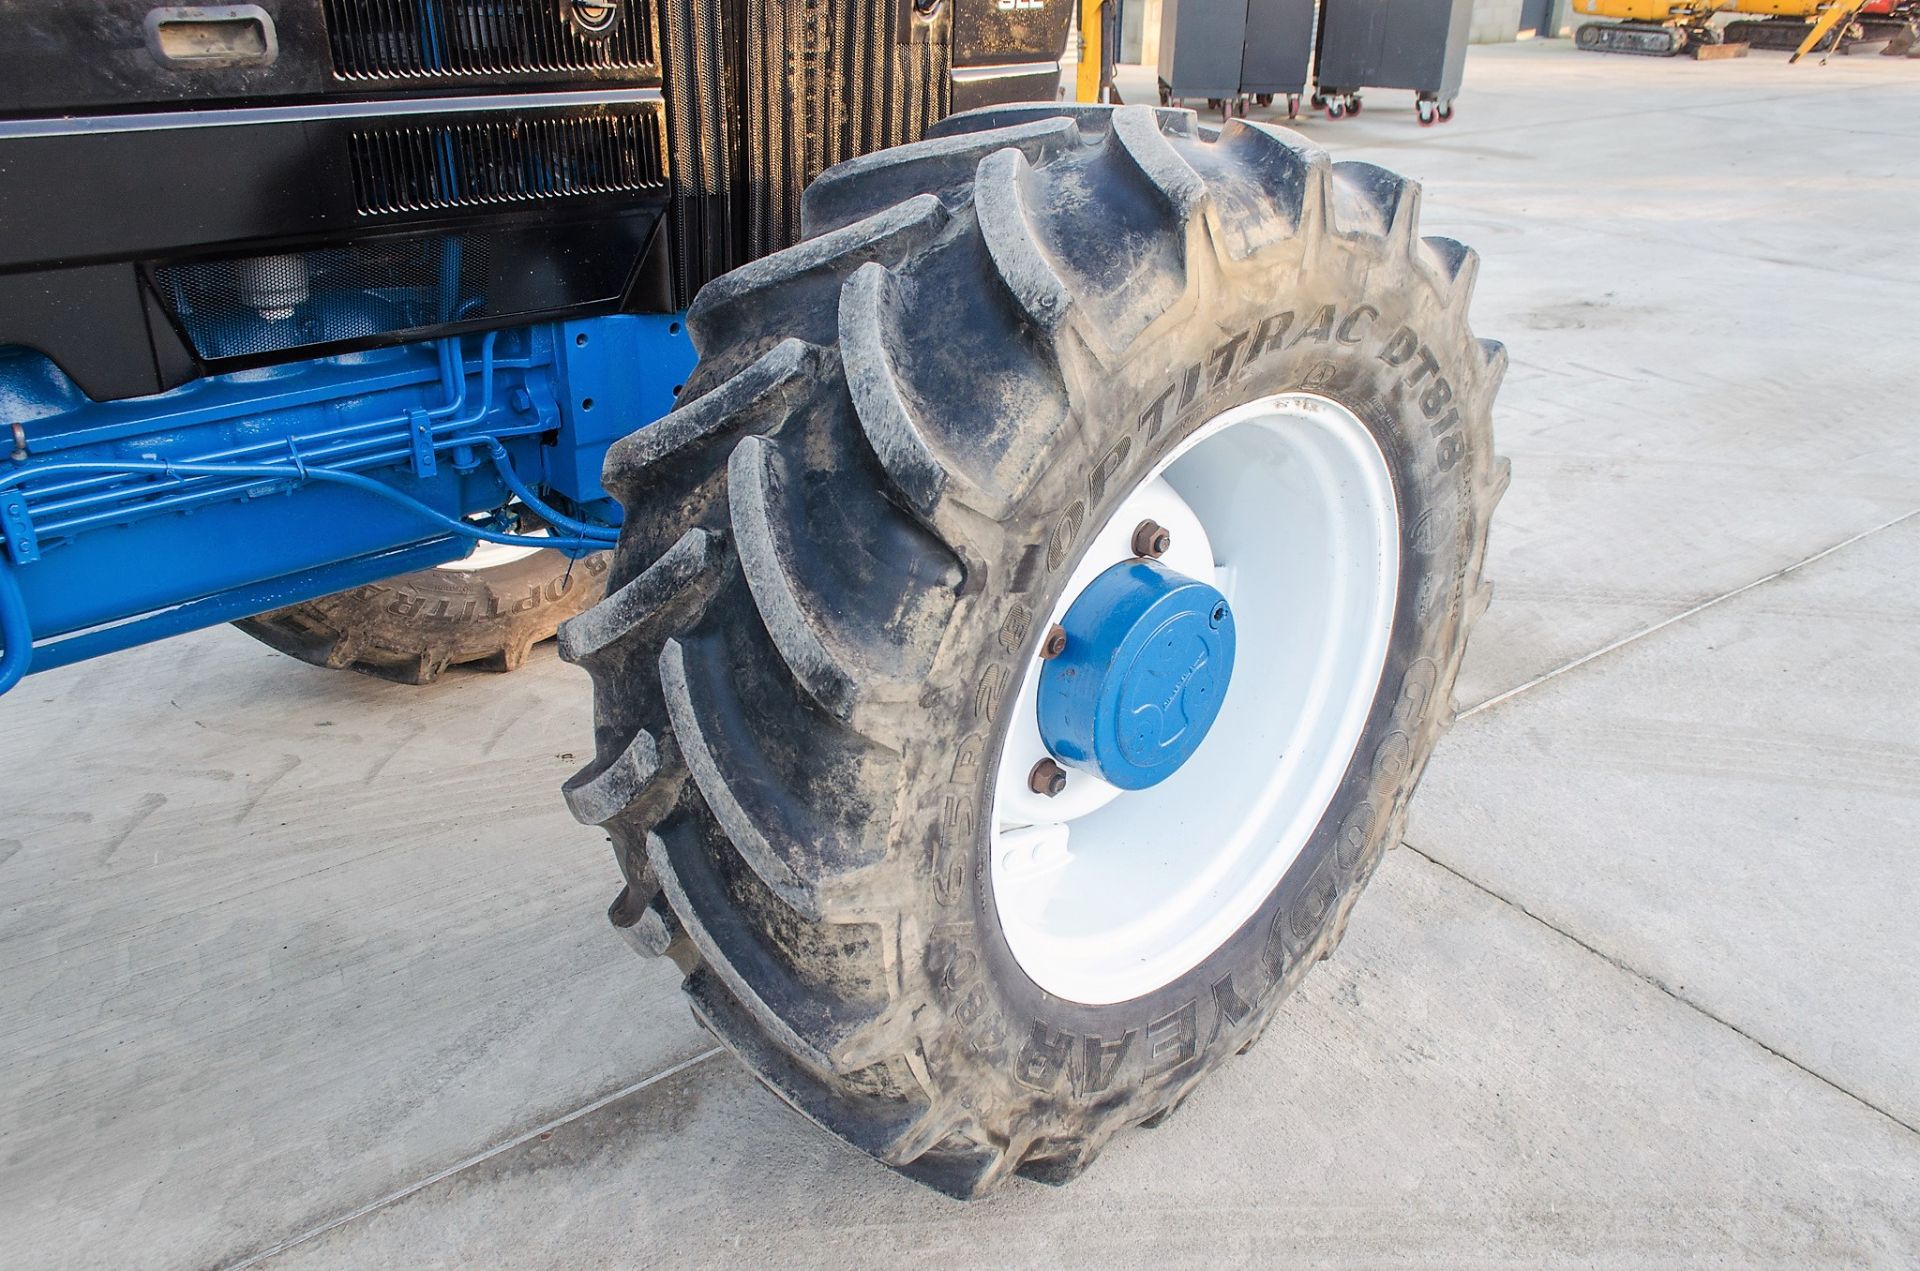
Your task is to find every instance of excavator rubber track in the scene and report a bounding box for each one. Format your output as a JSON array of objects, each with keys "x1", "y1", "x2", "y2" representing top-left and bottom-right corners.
[
  {"x1": 1576, "y1": 21, "x2": 1688, "y2": 54},
  {"x1": 1724, "y1": 15, "x2": 1897, "y2": 51}
]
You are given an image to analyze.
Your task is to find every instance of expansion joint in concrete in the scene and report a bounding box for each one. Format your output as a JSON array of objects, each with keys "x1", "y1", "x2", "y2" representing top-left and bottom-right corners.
[
  {"x1": 220, "y1": 1047, "x2": 727, "y2": 1270},
  {"x1": 1462, "y1": 506, "x2": 1920, "y2": 721},
  {"x1": 1402, "y1": 841, "x2": 1920, "y2": 1142}
]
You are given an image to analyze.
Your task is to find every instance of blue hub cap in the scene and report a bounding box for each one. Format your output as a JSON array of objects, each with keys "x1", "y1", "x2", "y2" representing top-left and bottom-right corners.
[{"x1": 1036, "y1": 558, "x2": 1237, "y2": 791}]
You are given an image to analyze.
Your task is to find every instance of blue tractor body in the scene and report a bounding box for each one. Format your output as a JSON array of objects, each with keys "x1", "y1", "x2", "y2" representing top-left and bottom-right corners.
[{"x1": 0, "y1": 314, "x2": 693, "y2": 691}]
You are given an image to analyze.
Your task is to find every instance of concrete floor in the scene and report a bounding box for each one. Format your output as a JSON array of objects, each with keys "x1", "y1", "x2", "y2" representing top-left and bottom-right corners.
[{"x1": 4, "y1": 40, "x2": 1919, "y2": 1269}]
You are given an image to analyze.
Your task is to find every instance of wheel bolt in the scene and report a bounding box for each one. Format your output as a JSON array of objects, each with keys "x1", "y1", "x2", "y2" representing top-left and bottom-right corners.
[
  {"x1": 1029, "y1": 757, "x2": 1068, "y2": 798},
  {"x1": 1040, "y1": 623, "x2": 1068, "y2": 660},
  {"x1": 1132, "y1": 518, "x2": 1171, "y2": 559}
]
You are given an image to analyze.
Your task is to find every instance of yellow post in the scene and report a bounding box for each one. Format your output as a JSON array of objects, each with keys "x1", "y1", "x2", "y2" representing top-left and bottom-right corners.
[{"x1": 1077, "y1": 0, "x2": 1104, "y2": 102}]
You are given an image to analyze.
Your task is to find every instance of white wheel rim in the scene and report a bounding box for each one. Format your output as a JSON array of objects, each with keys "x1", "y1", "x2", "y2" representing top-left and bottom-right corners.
[
  {"x1": 437, "y1": 527, "x2": 550, "y2": 572},
  {"x1": 988, "y1": 393, "x2": 1401, "y2": 1005}
]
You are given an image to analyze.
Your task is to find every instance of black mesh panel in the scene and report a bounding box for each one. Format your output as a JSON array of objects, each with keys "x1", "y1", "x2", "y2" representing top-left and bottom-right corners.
[{"x1": 323, "y1": 0, "x2": 656, "y2": 80}]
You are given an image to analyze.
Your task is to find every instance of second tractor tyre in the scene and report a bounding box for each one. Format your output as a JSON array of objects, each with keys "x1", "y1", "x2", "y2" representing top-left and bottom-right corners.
[
  {"x1": 561, "y1": 104, "x2": 1505, "y2": 1196},
  {"x1": 237, "y1": 541, "x2": 609, "y2": 684}
]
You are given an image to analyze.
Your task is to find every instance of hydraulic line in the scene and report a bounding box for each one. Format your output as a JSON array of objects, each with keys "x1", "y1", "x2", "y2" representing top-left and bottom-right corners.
[
  {"x1": 0, "y1": 455, "x2": 617, "y2": 552},
  {"x1": 480, "y1": 441, "x2": 618, "y2": 545},
  {"x1": 16, "y1": 333, "x2": 504, "y2": 522},
  {"x1": 0, "y1": 443, "x2": 619, "y2": 692}
]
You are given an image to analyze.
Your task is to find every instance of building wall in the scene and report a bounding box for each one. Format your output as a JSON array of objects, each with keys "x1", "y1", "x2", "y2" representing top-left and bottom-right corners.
[
  {"x1": 1138, "y1": 0, "x2": 1163, "y2": 68},
  {"x1": 1469, "y1": 0, "x2": 1526, "y2": 42}
]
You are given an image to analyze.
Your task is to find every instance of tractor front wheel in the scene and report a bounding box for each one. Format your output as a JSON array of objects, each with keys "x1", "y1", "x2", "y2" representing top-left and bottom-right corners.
[{"x1": 561, "y1": 103, "x2": 1505, "y2": 1196}]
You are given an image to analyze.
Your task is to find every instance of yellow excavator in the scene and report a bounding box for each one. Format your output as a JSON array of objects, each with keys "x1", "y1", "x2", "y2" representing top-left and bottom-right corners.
[
  {"x1": 1571, "y1": 0, "x2": 1913, "y2": 57},
  {"x1": 1724, "y1": 0, "x2": 1917, "y2": 55}
]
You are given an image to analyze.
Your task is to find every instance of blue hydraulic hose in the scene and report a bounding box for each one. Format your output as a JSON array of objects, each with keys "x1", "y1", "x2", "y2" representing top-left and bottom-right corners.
[
  {"x1": 0, "y1": 439, "x2": 621, "y2": 693},
  {"x1": 481, "y1": 441, "x2": 621, "y2": 546},
  {"x1": 0, "y1": 456, "x2": 619, "y2": 552}
]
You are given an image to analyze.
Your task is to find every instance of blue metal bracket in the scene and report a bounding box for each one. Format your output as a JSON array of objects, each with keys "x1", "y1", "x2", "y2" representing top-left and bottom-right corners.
[
  {"x1": 407, "y1": 408, "x2": 438, "y2": 479},
  {"x1": 0, "y1": 488, "x2": 39, "y2": 565}
]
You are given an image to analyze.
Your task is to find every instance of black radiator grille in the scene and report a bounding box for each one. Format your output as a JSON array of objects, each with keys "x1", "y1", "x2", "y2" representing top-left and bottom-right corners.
[
  {"x1": 349, "y1": 110, "x2": 669, "y2": 215},
  {"x1": 742, "y1": 0, "x2": 952, "y2": 259},
  {"x1": 323, "y1": 0, "x2": 655, "y2": 80}
]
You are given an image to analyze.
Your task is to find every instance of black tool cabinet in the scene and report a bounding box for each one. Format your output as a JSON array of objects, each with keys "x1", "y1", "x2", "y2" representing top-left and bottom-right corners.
[
  {"x1": 1240, "y1": 0, "x2": 1319, "y2": 109},
  {"x1": 1156, "y1": 0, "x2": 1253, "y2": 104},
  {"x1": 1313, "y1": 0, "x2": 1472, "y2": 122}
]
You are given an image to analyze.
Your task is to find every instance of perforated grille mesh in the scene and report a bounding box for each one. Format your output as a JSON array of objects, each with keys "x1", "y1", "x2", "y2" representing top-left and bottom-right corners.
[
  {"x1": 153, "y1": 237, "x2": 493, "y2": 360},
  {"x1": 323, "y1": 0, "x2": 654, "y2": 79},
  {"x1": 349, "y1": 110, "x2": 668, "y2": 215}
]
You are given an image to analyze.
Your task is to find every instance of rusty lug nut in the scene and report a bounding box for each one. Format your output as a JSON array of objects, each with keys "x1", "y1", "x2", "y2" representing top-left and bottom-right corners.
[
  {"x1": 1040, "y1": 623, "x2": 1068, "y2": 660},
  {"x1": 1029, "y1": 757, "x2": 1068, "y2": 798},
  {"x1": 1132, "y1": 518, "x2": 1172, "y2": 559}
]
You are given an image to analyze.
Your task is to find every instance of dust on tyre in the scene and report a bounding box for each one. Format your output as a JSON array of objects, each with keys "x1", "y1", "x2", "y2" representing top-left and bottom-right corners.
[{"x1": 561, "y1": 104, "x2": 1506, "y2": 1196}]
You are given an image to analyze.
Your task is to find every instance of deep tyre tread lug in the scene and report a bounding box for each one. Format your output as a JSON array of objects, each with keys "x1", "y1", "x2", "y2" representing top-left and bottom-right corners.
[
  {"x1": 659, "y1": 632, "x2": 897, "y2": 924},
  {"x1": 729, "y1": 429, "x2": 962, "y2": 725},
  {"x1": 683, "y1": 965, "x2": 940, "y2": 1157},
  {"x1": 1477, "y1": 338, "x2": 1511, "y2": 404},
  {"x1": 927, "y1": 101, "x2": 1198, "y2": 141},
  {"x1": 1205, "y1": 119, "x2": 1327, "y2": 260},
  {"x1": 1420, "y1": 235, "x2": 1479, "y2": 305},
  {"x1": 686, "y1": 196, "x2": 952, "y2": 363},
  {"x1": 603, "y1": 338, "x2": 825, "y2": 504},
  {"x1": 608, "y1": 886, "x2": 688, "y2": 961},
  {"x1": 729, "y1": 435, "x2": 862, "y2": 719},
  {"x1": 802, "y1": 117, "x2": 1081, "y2": 238},
  {"x1": 1329, "y1": 160, "x2": 1420, "y2": 247},
  {"x1": 562, "y1": 727, "x2": 665, "y2": 829},
  {"x1": 648, "y1": 814, "x2": 894, "y2": 1077},
  {"x1": 840, "y1": 263, "x2": 1016, "y2": 526},
  {"x1": 973, "y1": 148, "x2": 1077, "y2": 338},
  {"x1": 894, "y1": 1136, "x2": 1016, "y2": 1200},
  {"x1": 1016, "y1": 1136, "x2": 1109, "y2": 1186},
  {"x1": 1110, "y1": 105, "x2": 1210, "y2": 219},
  {"x1": 558, "y1": 528, "x2": 723, "y2": 668}
]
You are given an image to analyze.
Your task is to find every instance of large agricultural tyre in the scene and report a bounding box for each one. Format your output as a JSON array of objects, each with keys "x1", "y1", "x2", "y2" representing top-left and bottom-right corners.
[
  {"x1": 560, "y1": 103, "x2": 1507, "y2": 1196},
  {"x1": 236, "y1": 539, "x2": 609, "y2": 684}
]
